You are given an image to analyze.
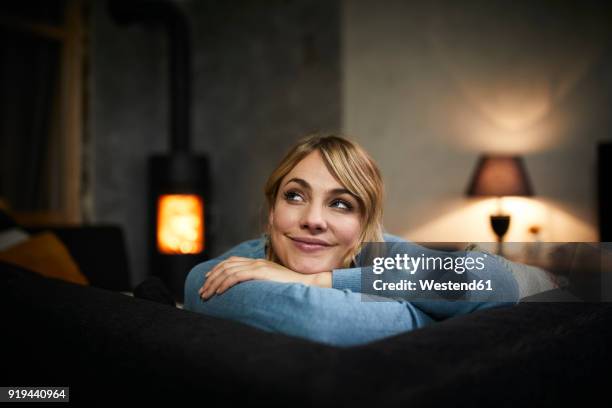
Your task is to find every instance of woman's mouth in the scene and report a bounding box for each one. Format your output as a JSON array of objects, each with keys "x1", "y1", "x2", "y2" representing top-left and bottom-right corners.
[{"x1": 289, "y1": 237, "x2": 332, "y2": 253}]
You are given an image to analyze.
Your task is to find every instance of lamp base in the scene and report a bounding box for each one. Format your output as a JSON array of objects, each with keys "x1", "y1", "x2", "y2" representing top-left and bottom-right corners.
[{"x1": 490, "y1": 215, "x2": 510, "y2": 255}]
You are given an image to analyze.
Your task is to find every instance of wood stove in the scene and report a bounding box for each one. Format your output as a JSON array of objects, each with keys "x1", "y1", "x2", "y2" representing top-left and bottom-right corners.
[
  {"x1": 110, "y1": 0, "x2": 212, "y2": 302},
  {"x1": 148, "y1": 154, "x2": 211, "y2": 302}
]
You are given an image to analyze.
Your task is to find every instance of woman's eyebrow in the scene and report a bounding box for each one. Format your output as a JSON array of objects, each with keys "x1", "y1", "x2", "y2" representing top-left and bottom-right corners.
[{"x1": 284, "y1": 177, "x2": 353, "y2": 196}]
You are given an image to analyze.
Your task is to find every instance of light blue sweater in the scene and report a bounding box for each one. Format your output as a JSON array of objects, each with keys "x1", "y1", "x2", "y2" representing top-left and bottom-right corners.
[
  {"x1": 194, "y1": 232, "x2": 410, "y2": 292},
  {"x1": 183, "y1": 232, "x2": 519, "y2": 346}
]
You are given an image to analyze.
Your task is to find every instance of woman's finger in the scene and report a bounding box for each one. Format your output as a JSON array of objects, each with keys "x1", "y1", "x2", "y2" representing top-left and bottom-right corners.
[
  {"x1": 201, "y1": 262, "x2": 256, "y2": 299},
  {"x1": 201, "y1": 258, "x2": 253, "y2": 293},
  {"x1": 201, "y1": 267, "x2": 229, "y2": 296},
  {"x1": 214, "y1": 269, "x2": 256, "y2": 296},
  {"x1": 210, "y1": 260, "x2": 268, "y2": 297},
  {"x1": 203, "y1": 261, "x2": 262, "y2": 298},
  {"x1": 204, "y1": 256, "x2": 251, "y2": 277}
]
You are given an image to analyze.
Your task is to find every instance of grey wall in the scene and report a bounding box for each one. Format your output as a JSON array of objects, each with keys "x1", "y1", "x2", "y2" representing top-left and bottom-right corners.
[
  {"x1": 88, "y1": 0, "x2": 340, "y2": 287},
  {"x1": 343, "y1": 0, "x2": 612, "y2": 243},
  {"x1": 89, "y1": 0, "x2": 612, "y2": 287}
]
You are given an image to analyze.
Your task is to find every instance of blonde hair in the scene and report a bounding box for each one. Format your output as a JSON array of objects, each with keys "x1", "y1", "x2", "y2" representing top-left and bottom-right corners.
[{"x1": 262, "y1": 133, "x2": 384, "y2": 268}]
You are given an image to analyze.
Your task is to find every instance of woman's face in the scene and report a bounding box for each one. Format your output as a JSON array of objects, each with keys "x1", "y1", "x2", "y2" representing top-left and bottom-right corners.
[{"x1": 268, "y1": 150, "x2": 362, "y2": 274}]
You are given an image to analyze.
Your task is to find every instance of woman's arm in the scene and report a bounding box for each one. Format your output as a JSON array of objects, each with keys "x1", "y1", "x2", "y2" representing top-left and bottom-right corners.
[
  {"x1": 183, "y1": 237, "x2": 438, "y2": 346},
  {"x1": 184, "y1": 261, "x2": 434, "y2": 347},
  {"x1": 185, "y1": 236, "x2": 333, "y2": 301},
  {"x1": 325, "y1": 235, "x2": 522, "y2": 320}
]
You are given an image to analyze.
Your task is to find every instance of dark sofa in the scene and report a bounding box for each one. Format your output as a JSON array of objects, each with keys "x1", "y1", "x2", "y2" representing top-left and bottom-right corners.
[{"x1": 2, "y1": 226, "x2": 611, "y2": 405}]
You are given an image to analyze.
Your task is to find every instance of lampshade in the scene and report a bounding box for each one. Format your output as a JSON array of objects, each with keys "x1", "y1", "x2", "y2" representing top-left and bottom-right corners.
[{"x1": 466, "y1": 155, "x2": 534, "y2": 197}]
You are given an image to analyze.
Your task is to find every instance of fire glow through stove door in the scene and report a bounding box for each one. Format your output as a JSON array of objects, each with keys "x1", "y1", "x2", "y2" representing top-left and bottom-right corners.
[{"x1": 156, "y1": 194, "x2": 204, "y2": 255}]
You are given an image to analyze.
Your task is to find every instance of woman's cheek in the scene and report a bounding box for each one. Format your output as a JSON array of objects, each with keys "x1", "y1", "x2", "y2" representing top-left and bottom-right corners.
[
  {"x1": 335, "y1": 216, "x2": 361, "y2": 244},
  {"x1": 272, "y1": 205, "x2": 296, "y2": 230}
]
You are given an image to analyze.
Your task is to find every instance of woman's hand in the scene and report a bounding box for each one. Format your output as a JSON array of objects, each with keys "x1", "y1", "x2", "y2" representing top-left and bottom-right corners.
[{"x1": 199, "y1": 256, "x2": 328, "y2": 300}]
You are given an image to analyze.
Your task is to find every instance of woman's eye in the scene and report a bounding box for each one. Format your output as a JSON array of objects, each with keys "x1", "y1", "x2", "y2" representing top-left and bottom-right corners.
[
  {"x1": 284, "y1": 191, "x2": 303, "y2": 202},
  {"x1": 284, "y1": 191, "x2": 353, "y2": 211},
  {"x1": 332, "y1": 199, "x2": 353, "y2": 211}
]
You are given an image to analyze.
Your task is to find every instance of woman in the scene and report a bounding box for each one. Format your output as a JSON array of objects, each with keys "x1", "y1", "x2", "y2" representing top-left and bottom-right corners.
[{"x1": 184, "y1": 134, "x2": 521, "y2": 347}]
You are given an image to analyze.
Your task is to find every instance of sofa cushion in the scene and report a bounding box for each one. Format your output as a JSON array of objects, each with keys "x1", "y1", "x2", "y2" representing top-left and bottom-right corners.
[
  {"x1": 25, "y1": 225, "x2": 131, "y2": 291},
  {"x1": 0, "y1": 231, "x2": 89, "y2": 285}
]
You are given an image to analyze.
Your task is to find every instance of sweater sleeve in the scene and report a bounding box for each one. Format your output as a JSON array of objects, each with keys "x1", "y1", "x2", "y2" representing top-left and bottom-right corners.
[
  {"x1": 331, "y1": 266, "x2": 364, "y2": 293},
  {"x1": 332, "y1": 234, "x2": 520, "y2": 302},
  {"x1": 331, "y1": 234, "x2": 521, "y2": 320},
  {"x1": 184, "y1": 237, "x2": 435, "y2": 346},
  {"x1": 183, "y1": 237, "x2": 265, "y2": 301}
]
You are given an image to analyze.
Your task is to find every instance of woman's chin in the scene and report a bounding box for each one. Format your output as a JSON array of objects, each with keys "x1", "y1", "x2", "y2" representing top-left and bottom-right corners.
[{"x1": 287, "y1": 258, "x2": 331, "y2": 274}]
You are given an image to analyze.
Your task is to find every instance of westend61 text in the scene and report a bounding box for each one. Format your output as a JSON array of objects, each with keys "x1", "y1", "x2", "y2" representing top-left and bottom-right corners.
[{"x1": 373, "y1": 279, "x2": 493, "y2": 292}]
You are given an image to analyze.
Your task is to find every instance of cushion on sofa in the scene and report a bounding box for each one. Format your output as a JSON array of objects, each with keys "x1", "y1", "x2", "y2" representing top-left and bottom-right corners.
[
  {"x1": 464, "y1": 242, "x2": 559, "y2": 299},
  {"x1": 0, "y1": 231, "x2": 89, "y2": 285},
  {"x1": 25, "y1": 225, "x2": 131, "y2": 291}
]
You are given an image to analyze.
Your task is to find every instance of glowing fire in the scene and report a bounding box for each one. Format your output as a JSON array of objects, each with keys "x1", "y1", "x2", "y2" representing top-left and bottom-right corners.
[{"x1": 157, "y1": 194, "x2": 204, "y2": 254}]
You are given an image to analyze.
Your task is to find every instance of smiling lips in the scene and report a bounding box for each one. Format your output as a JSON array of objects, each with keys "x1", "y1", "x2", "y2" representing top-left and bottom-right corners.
[{"x1": 289, "y1": 236, "x2": 333, "y2": 253}]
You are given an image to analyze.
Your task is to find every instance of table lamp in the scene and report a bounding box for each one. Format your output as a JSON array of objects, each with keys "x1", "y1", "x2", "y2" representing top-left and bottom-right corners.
[{"x1": 465, "y1": 155, "x2": 534, "y2": 255}]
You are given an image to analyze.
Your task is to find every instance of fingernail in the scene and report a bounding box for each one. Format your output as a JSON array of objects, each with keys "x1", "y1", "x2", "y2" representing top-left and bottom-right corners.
[{"x1": 205, "y1": 272, "x2": 210, "y2": 277}]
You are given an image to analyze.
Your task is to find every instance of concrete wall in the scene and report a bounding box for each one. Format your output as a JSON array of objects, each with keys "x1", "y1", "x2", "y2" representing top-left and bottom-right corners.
[
  {"x1": 88, "y1": 0, "x2": 340, "y2": 287},
  {"x1": 89, "y1": 0, "x2": 612, "y2": 287},
  {"x1": 342, "y1": 0, "x2": 612, "y2": 243}
]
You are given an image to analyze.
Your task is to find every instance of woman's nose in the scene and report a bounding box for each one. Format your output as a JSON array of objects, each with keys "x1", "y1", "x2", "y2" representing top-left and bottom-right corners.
[{"x1": 300, "y1": 204, "x2": 327, "y2": 231}]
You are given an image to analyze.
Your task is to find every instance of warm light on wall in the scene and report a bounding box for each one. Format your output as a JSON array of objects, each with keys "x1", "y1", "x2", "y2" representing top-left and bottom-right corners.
[
  {"x1": 157, "y1": 194, "x2": 204, "y2": 254},
  {"x1": 400, "y1": 197, "x2": 596, "y2": 243}
]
